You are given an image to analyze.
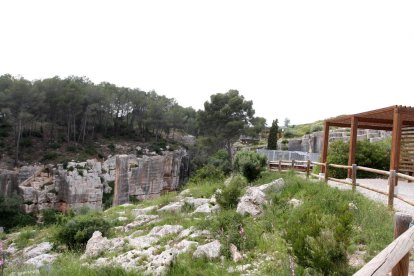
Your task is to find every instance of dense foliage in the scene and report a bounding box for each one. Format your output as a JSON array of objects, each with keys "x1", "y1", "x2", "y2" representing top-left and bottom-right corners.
[
  {"x1": 0, "y1": 74, "x2": 197, "y2": 164},
  {"x1": 0, "y1": 195, "x2": 36, "y2": 231},
  {"x1": 216, "y1": 175, "x2": 248, "y2": 209},
  {"x1": 233, "y1": 151, "x2": 267, "y2": 181},
  {"x1": 267, "y1": 119, "x2": 278, "y2": 150},
  {"x1": 55, "y1": 212, "x2": 111, "y2": 249},
  {"x1": 327, "y1": 139, "x2": 391, "y2": 178},
  {"x1": 269, "y1": 172, "x2": 393, "y2": 275}
]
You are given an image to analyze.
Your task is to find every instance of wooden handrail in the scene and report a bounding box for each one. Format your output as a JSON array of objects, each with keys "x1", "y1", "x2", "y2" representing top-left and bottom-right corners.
[
  {"x1": 354, "y1": 215, "x2": 414, "y2": 276},
  {"x1": 311, "y1": 161, "x2": 325, "y2": 166},
  {"x1": 328, "y1": 164, "x2": 352, "y2": 169},
  {"x1": 397, "y1": 172, "x2": 414, "y2": 182},
  {"x1": 357, "y1": 166, "x2": 390, "y2": 176}
]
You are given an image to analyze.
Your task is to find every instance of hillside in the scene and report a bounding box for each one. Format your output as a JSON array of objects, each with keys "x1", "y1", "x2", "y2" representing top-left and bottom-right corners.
[{"x1": 1, "y1": 171, "x2": 394, "y2": 275}]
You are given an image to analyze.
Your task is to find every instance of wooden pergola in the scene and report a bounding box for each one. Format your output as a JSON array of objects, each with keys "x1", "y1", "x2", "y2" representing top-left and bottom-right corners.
[{"x1": 321, "y1": 105, "x2": 414, "y2": 183}]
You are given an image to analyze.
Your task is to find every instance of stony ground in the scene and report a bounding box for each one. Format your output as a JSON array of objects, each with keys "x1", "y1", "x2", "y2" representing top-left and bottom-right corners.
[{"x1": 2, "y1": 178, "x2": 286, "y2": 275}]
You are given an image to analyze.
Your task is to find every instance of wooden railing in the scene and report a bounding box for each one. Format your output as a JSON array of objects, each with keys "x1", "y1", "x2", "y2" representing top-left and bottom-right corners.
[
  {"x1": 268, "y1": 160, "x2": 414, "y2": 208},
  {"x1": 269, "y1": 160, "x2": 414, "y2": 275}
]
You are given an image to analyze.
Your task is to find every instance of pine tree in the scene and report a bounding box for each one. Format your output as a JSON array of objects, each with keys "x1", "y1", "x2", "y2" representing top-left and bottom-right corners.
[{"x1": 267, "y1": 119, "x2": 279, "y2": 150}]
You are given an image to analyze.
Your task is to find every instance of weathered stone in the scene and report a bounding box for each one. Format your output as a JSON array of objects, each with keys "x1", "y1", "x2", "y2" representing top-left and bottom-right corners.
[
  {"x1": 257, "y1": 178, "x2": 285, "y2": 193},
  {"x1": 113, "y1": 155, "x2": 130, "y2": 206},
  {"x1": 174, "y1": 240, "x2": 198, "y2": 253},
  {"x1": 83, "y1": 231, "x2": 111, "y2": 258},
  {"x1": 124, "y1": 215, "x2": 159, "y2": 231},
  {"x1": 193, "y1": 240, "x2": 221, "y2": 259},
  {"x1": 131, "y1": 206, "x2": 158, "y2": 216},
  {"x1": 25, "y1": 253, "x2": 59, "y2": 268},
  {"x1": 157, "y1": 202, "x2": 184, "y2": 213},
  {"x1": 230, "y1": 243, "x2": 243, "y2": 262},
  {"x1": 149, "y1": 225, "x2": 184, "y2": 237},
  {"x1": 183, "y1": 197, "x2": 210, "y2": 208},
  {"x1": 193, "y1": 203, "x2": 214, "y2": 214},
  {"x1": 177, "y1": 226, "x2": 196, "y2": 239},
  {"x1": 128, "y1": 236, "x2": 159, "y2": 249},
  {"x1": 23, "y1": 242, "x2": 53, "y2": 259}
]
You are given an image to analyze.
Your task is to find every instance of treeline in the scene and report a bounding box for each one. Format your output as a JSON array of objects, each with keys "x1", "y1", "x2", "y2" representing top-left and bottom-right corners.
[
  {"x1": 0, "y1": 75, "x2": 266, "y2": 166},
  {"x1": 0, "y1": 75, "x2": 197, "y2": 164}
]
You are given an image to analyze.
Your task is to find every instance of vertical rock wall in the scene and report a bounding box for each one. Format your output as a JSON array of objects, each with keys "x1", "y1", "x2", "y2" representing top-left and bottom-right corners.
[
  {"x1": 113, "y1": 155, "x2": 129, "y2": 206},
  {"x1": 0, "y1": 169, "x2": 18, "y2": 197}
]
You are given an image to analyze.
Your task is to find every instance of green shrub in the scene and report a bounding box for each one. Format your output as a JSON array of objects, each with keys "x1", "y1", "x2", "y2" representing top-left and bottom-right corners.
[
  {"x1": 327, "y1": 139, "x2": 390, "y2": 178},
  {"x1": 42, "y1": 151, "x2": 58, "y2": 161},
  {"x1": 191, "y1": 165, "x2": 225, "y2": 183},
  {"x1": 42, "y1": 209, "x2": 61, "y2": 225},
  {"x1": 15, "y1": 229, "x2": 36, "y2": 249},
  {"x1": 48, "y1": 142, "x2": 61, "y2": 149},
  {"x1": 55, "y1": 213, "x2": 111, "y2": 250},
  {"x1": 0, "y1": 195, "x2": 36, "y2": 231},
  {"x1": 233, "y1": 151, "x2": 267, "y2": 182},
  {"x1": 216, "y1": 175, "x2": 247, "y2": 209},
  {"x1": 205, "y1": 210, "x2": 259, "y2": 259},
  {"x1": 207, "y1": 149, "x2": 232, "y2": 175},
  {"x1": 108, "y1": 143, "x2": 115, "y2": 152},
  {"x1": 283, "y1": 130, "x2": 294, "y2": 138}
]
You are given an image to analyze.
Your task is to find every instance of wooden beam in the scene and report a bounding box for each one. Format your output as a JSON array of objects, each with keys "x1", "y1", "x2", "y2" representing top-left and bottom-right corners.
[
  {"x1": 321, "y1": 121, "x2": 330, "y2": 173},
  {"x1": 328, "y1": 122, "x2": 393, "y2": 131},
  {"x1": 391, "y1": 213, "x2": 412, "y2": 276},
  {"x1": 390, "y1": 107, "x2": 402, "y2": 187},
  {"x1": 348, "y1": 116, "x2": 358, "y2": 178}
]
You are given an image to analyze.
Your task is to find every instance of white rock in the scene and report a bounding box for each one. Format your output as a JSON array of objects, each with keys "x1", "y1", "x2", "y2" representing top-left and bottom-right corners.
[
  {"x1": 124, "y1": 215, "x2": 159, "y2": 231},
  {"x1": 131, "y1": 206, "x2": 158, "y2": 216},
  {"x1": 184, "y1": 197, "x2": 210, "y2": 208},
  {"x1": 230, "y1": 243, "x2": 243, "y2": 262},
  {"x1": 157, "y1": 202, "x2": 184, "y2": 213},
  {"x1": 193, "y1": 203, "x2": 213, "y2": 214},
  {"x1": 349, "y1": 202, "x2": 358, "y2": 210},
  {"x1": 174, "y1": 240, "x2": 198, "y2": 253},
  {"x1": 25, "y1": 253, "x2": 58, "y2": 268},
  {"x1": 179, "y1": 189, "x2": 191, "y2": 196},
  {"x1": 83, "y1": 231, "x2": 111, "y2": 258},
  {"x1": 177, "y1": 226, "x2": 196, "y2": 239},
  {"x1": 193, "y1": 240, "x2": 221, "y2": 259},
  {"x1": 128, "y1": 236, "x2": 159, "y2": 249},
  {"x1": 288, "y1": 198, "x2": 303, "y2": 208},
  {"x1": 257, "y1": 178, "x2": 285, "y2": 192},
  {"x1": 23, "y1": 242, "x2": 53, "y2": 259},
  {"x1": 189, "y1": 230, "x2": 211, "y2": 239},
  {"x1": 149, "y1": 225, "x2": 184, "y2": 237}
]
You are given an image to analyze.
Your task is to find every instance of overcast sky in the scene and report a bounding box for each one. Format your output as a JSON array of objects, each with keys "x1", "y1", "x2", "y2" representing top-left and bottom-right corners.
[{"x1": 1, "y1": 0, "x2": 413, "y2": 125}]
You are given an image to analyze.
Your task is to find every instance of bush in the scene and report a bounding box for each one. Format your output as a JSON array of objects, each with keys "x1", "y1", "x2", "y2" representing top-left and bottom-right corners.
[
  {"x1": 191, "y1": 165, "x2": 225, "y2": 183},
  {"x1": 205, "y1": 210, "x2": 259, "y2": 259},
  {"x1": 207, "y1": 149, "x2": 232, "y2": 175},
  {"x1": 42, "y1": 209, "x2": 61, "y2": 225},
  {"x1": 327, "y1": 139, "x2": 390, "y2": 178},
  {"x1": 0, "y1": 195, "x2": 36, "y2": 231},
  {"x1": 42, "y1": 151, "x2": 58, "y2": 161},
  {"x1": 216, "y1": 175, "x2": 247, "y2": 209},
  {"x1": 55, "y1": 213, "x2": 111, "y2": 250},
  {"x1": 233, "y1": 151, "x2": 267, "y2": 182}
]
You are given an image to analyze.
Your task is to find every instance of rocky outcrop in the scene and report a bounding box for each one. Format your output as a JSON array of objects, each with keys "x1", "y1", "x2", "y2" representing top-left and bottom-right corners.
[
  {"x1": 193, "y1": 240, "x2": 221, "y2": 259},
  {"x1": 0, "y1": 169, "x2": 18, "y2": 197},
  {"x1": 236, "y1": 178, "x2": 285, "y2": 217}
]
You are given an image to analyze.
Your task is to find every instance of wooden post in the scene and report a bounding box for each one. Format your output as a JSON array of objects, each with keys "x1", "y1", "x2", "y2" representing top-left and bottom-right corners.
[
  {"x1": 348, "y1": 116, "x2": 358, "y2": 178},
  {"x1": 388, "y1": 170, "x2": 396, "y2": 208},
  {"x1": 321, "y1": 122, "x2": 330, "y2": 174},
  {"x1": 291, "y1": 160, "x2": 295, "y2": 170},
  {"x1": 278, "y1": 160, "x2": 282, "y2": 172},
  {"x1": 352, "y1": 164, "x2": 357, "y2": 192},
  {"x1": 390, "y1": 107, "x2": 402, "y2": 188},
  {"x1": 391, "y1": 212, "x2": 412, "y2": 276},
  {"x1": 324, "y1": 163, "x2": 329, "y2": 183},
  {"x1": 306, "y1": 160, "x2": 310, "y2": 179}
]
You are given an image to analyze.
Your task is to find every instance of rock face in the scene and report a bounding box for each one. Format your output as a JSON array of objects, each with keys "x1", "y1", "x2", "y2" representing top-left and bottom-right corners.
[
  {"x1": 1, "y1": 149, "x2": 189, "y2": 214},
  {"x1": 237, "y1": 178, "x2": 285, "y2": 217}
]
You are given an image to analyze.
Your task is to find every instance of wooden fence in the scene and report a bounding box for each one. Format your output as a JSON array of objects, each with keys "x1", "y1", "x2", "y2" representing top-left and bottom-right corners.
[{"x1": 268, "y1": 160, "x2": 414, "y2": 275}]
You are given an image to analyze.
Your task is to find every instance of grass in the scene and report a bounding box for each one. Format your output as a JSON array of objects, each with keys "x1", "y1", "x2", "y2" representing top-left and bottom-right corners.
[{"x1": 3, "y1": 169, "x2": 395, "y2": 275}]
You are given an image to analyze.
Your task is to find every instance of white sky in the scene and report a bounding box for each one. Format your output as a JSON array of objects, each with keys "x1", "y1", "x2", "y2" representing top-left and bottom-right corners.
[{"x1": 1, "y1": 0, "x2": 413, "y2": 125}]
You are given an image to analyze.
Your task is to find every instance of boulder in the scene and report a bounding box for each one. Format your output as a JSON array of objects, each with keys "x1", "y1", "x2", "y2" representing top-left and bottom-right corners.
[
  {"x1": 149, "y1": 225, "x2": 184, "y2": 237},
  {"x1": 183, "y1": 197, "x2": 210, "y2": 208},
  {"x1": 83, "y1": 231, "x2": 111, "y2": 258},
  {"x1": 124, "y1": 215, "x2": 159, "y2": 231},
  {"x1": 25, "y1": 253, "x2": 59, "y2": 268},
  {"x1": 193, "y1": 203, "x2": 213, "y2": 214},
  {"x1": 157, "y1": 202, "x2": 184, "y2": 213},
  {"x1": 23, "y1": 242, "x2": 53, "y2": 259},
  {"x1": 131, "y1": 206, "x2": 158, "y2": 216},
  {"x1": 193, "y1": 240, "x2": 221, "y2": 259}
]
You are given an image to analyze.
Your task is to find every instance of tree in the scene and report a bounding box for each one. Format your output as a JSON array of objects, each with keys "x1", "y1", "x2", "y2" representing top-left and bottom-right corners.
[
  {"x1": 284, "y1": 118, "x2": 290, "y2": 128},
  {"x1": 267, "y1": 119, "x2": 279, "y2": 150},
  {"x1": 198, "y1": 90, "x2": 255, "y2": 162}
]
